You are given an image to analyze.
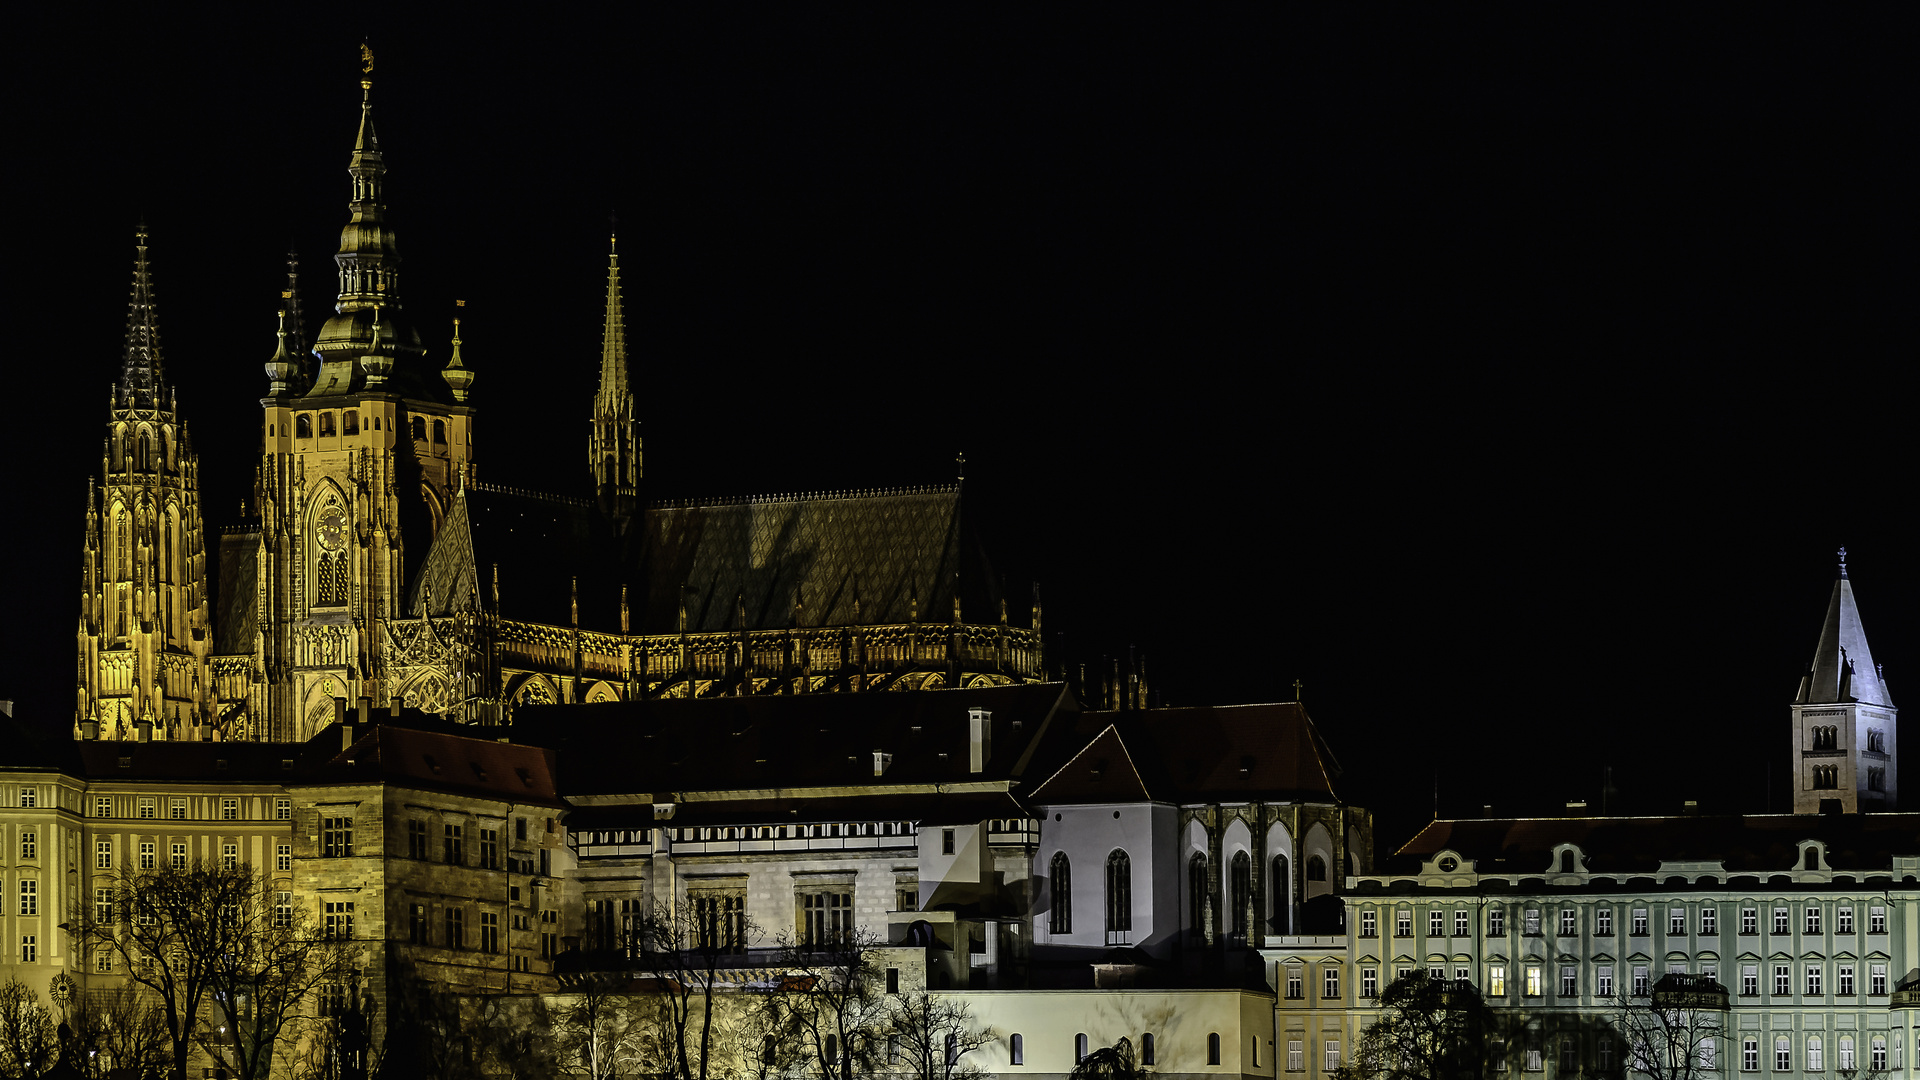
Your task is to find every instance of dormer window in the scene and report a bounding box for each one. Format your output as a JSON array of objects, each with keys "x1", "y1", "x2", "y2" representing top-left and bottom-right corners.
[{"x1": 343, "y1": 410, "x2": 359, "y2": 435}]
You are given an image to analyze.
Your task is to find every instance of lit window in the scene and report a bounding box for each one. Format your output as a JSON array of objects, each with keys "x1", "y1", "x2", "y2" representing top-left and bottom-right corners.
[
  {"x1": 1524, "y1": 909, "x2": 1541, "y2": 935},
  {"x1": 1525, "y1": 966, "x2": 1543, "y2": 997},
  {"x1": 1487, "y1": 965, "x2": 1507, "y2": 996}
]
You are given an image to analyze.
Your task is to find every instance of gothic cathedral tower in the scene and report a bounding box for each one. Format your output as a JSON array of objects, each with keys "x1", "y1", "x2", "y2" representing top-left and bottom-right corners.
[
  {"x1": 75, "y1": 229, "x2": 216, "y2": 741},
  {"x1": 251, "y1": 61, "x2": 476, "y2": 740},
  {"x1": 1791, "y1": 549, "x2": 1898, "y2": 813}
]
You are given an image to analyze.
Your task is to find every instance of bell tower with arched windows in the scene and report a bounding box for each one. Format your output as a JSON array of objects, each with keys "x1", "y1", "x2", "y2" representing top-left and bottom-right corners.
[
  {"x1": 1791, "y1": 549, "x2": 1898, "y2": 813},
  {"x1": 249, "y1": 53, "x2": 477, "y2": 740},
  {"x1": 74, "y1": 227, "x2": 215, "y2": 742}
]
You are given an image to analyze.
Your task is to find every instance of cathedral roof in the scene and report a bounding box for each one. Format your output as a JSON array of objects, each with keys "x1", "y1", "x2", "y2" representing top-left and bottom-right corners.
[
  {"x1": 213, "y1": 527, "x2": 260, "y2": 655},
  {"x1": 1389, "y1": 812, "x2": 1920, "y2": 876},
  {"x1": 1795, "y1": 556, "x2": 1892, "y2": 707},
  {"x1": 411, "y1": 481, "x2": 1005, "y2": 635}
]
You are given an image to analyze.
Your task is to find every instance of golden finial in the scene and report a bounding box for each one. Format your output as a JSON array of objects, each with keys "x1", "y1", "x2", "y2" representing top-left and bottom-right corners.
[{"x1": 360, "y1": 43, "x2": 375, "y2": 75}]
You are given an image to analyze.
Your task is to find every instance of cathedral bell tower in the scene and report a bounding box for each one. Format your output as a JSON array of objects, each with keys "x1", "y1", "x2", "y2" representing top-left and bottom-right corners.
[
  {"x1": 250, "y1": 47, "x2": 478, "y2": 740},
  {"x1": 1791, "y1": 548, "x2": 1898, "y2": 813},
  {"x1": 590, "y1": 233, "x2": 640, "y2": 530},
  {"x1": 75, "y1": 228, "x2": 215, "y2": 741}
]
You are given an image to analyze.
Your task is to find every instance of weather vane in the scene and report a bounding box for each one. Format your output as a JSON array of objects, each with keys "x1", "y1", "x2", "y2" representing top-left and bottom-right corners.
[{"x1": 360, "y1": 43, "x2": 375, "y2": 75}]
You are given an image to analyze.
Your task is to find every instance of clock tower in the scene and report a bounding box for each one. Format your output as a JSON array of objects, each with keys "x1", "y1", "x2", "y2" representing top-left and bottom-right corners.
[{"x1": 248, "y1": 56, "x2": 477, "y2": 739}]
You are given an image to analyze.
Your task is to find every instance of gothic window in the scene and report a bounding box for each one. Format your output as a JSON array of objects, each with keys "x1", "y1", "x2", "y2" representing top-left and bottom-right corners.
[
  {"x1": 410, "y1": 416, "x2": 426, "y2": 440},
  {"x1": 433, "y1": 419, "x2": 447, "y2": 444},
  {"x1": 1867, "y1": 766, "x2": 1885, "y2": 791},
  {"x1": 137, "y1": 432, "x2": 150, "y2": 470},
  {"x1": 1229, "y1": 851, "x2": 1250, "y2": 937},
  {"x1": 1271, "y1": 854, "x2": 1290, "y2": 932},
  {"x1": 296, "y1": 414, "x2": 313, "y2": 439},
  {"x1": 1049, "y1": 852, "x2": 1071, "y2": 934},
  {"x1": 159, "y1": 430, "x2": 169, "y2": 469},
  {"x1": 1188, "y1": 853, "x2": 1208, "y2": 932},
  {"x1": 318, "y1": 412, "x2": 336, "y2": 437},
  {"x1": 1812, "y1": 765, "x2": 1838, "y2": 789},
  {"x1": 1105, "y1": 850, "x2": 1131, "y2": 935},
  {"x1": 342, "y1": 410, "x2": 359, "y2": 435},
  {"x1": 1306, "y1": 855, "x2": 1327, "y2": 881}
]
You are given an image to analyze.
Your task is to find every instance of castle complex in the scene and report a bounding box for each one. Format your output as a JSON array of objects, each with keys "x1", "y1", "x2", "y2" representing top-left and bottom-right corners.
[
  {"x1": 71, "y1": 65, "x2": 1042, "y2": 749},
  {"x1": 20, "y1": 53, "x2": 1913, "y2": 1080}
]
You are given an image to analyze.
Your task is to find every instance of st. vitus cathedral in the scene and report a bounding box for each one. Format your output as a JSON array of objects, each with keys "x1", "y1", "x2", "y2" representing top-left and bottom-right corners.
[{"x1": 74, "y1": 63, "x2": 1043, "y2": 745}]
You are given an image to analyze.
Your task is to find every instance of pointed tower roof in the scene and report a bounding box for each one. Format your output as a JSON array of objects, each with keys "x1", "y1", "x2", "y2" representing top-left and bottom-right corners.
[
  {"x1": 596, "y1": 233, "x2": 629, "y2": 408},
  {"x1": 1796, "y1": 548, "x2": 1893, "y2": 707},
  {"x1": 121, "y1": 225, "x2": 166, "y2": 408}
]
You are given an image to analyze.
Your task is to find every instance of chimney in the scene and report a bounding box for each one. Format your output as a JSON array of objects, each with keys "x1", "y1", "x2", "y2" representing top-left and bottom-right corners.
[
  {"x1": 1682, "y1": 800, "x2": 1699, "y2": 815},
  {"x1": 1565, "y1": 800, "x2": 1587, "y2": 814},
  {"x1": 81, "y1": 719, "x2": 100, "y2": 740},
  {"x1": 1482, "y1": 804, "x2": 1493, "y2": 819},
  {"x1": 136, "y1": 719, "x2": 153, "y2": 743},
  {"x1": 357, "y1": 696, "x2": 371, "y2": 726},
  {"x1": 968, "y1": 707, "x2": 992, "y2": 773},
  {"x1": 335, "y1": 697, "x2": 354, "y2": 752},
  {"x1": 873, "y1": 751, "x2": 893, "y2": 778},
  {"x1": 390, "y1": 696, "x2": 401, "y2": 718}
]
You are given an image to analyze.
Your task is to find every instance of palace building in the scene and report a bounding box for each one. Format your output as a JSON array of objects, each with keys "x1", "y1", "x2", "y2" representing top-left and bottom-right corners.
[{"x1": 72, "y1": 64, "x2": 1042, "y2": 748}]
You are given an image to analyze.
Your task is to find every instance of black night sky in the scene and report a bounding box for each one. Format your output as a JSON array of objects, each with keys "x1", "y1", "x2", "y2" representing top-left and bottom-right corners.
[{"x1": 6, "y1": 10, "x2": 1911, "y2": 849}]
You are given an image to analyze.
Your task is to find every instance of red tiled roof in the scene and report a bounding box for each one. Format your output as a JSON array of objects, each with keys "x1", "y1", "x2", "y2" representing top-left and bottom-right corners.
[{"x1": 295, "y1": 724, "x2": 565, "y2": 808}]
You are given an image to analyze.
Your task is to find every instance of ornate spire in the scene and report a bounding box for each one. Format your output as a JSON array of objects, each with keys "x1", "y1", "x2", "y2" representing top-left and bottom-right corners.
[
  {"x1": 283, "y1": 249, "x2": 310, "y2": 392},
  {"x1": 264, "y1": 308, "x2": 298, "y2": 394},
  {"x1": 121, "y1": 225, "x2": 166, "y2": 408},
  {"x1": 590, "y1": 231, "x2": 640, "y2": 526},
  {"x1": 1837, "y1": 545, "x2": 1848, "y2": 580}
]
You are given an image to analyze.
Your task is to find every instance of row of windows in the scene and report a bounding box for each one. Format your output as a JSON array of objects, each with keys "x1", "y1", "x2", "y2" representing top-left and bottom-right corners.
[
  {"x1": 53, "y1": 795, "x2": 294, "y2": 821},
  {"x1": 1361, "y1": 903, "x2": 1891, "y2": 938},
  {"x1": 405, "y1": 820, "x2": 503, "y2": 869},
  {"x1": 1323, "y1": 961, "x2": 1898, "y2": 1002},
  {"x1": 670, "y1": 821, "x2": 917, "y2": 842},
  {"x1": 406, "y1": 902, "x2": 504, "y2": 953},
  {"x1": 281, "y1": 412, "x2": 456, "y2": 444},
  {"x1": 1805, "y1": 725, "x2": 1892, "y2": 753},
  {"x1": 1047, "y1": 850, "x2": 1135, "y2": 937}
]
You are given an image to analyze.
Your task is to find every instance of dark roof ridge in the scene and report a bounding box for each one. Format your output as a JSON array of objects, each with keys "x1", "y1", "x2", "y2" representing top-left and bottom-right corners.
[
  {"x1": 648, "y1": 484, "x2": 958, "y2": 510},
  {"x1": 468, "y1": 480, "x2": 595, "y2": 509}
]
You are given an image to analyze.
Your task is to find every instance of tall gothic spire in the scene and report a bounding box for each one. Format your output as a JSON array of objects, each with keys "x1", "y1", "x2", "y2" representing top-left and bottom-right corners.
[
  {"x1": 590, "y1": 232, "x2": 640, "y2": 526},
  {"x1": 121, "y1": 225, "x2": 166, "y2": 408}
]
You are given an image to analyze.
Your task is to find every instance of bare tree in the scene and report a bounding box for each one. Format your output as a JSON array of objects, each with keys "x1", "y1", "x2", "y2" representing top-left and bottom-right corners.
[
  {"x1": 60, "y1": 984, "x2": 172, "y2": 1079},
  {"x1": 760, "y1": 928, "x2": 889, "y2": 1080},
  {"x1": 624, "y1": 899, "x2": 763, "y2": 1080},
  {"x1": 1068, "y1": 1037, "x2": 1146, "y2": 1080},
  {"x1": 883, "y1": 991, "x2": 994, "y2": 1080},
  {"x1": 551, "y1": 972, "x2": 646, "y2": 1079},
  {"x1": 0, "y1": 978, "x2": 58, "y2": 1078},
  {"x1": 1340, "y1": 973, "x2": 1493, "y2": 1080},
  {"x1": 78, "y1": 860, "x2": 349, "y2": 1080},
  {"x1": 1609, "y1": 976, "x2": 1728, "y2": 1080}
]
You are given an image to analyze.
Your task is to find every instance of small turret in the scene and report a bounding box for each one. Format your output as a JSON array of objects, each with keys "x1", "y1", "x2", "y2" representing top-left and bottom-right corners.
[
  {"x1": 442, "y1": 309, "x2": 475, "y2": 402},
  {"x1": 264, "y1": 309, "x2": 298, "y2": 394}
]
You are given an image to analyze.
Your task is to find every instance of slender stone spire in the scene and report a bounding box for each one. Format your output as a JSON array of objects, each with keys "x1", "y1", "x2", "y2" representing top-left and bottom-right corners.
[
  {"x1": 443, "y1": 307, "x2": 475, "y2": 402},
  {"x1": 120, "y1": 225, "x2": 166, "y2": 408},
  {"x1": 284, "y1": 249, "x2": 311, "y2": 393},
  {"x1": 590, "y1": 231, "x2": 641, "y2": 526}
]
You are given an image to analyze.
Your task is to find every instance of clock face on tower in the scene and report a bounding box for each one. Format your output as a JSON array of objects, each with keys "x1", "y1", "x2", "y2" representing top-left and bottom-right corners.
[{"x1": 317, "y1": 507, "x2": 347, "y2": 552}]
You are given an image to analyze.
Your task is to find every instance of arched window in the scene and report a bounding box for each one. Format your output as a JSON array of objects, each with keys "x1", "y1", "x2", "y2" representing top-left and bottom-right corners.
[
  {"x1": 1209, "y1": 1033, "x2": 1222, "y2": 1066},
  {"x1": 1560, "y1": 850, "x2": 1574, "y2": 872},
  {"x1": 1307, "y1": 855, "x2": 1327, "y2": 881},
  {"x1": 318, "y1": 412, "x2": 336, "y2": 437},
  {"x1": 137, "y1": 432, "x2": 150, "y2": 470},
  {"x1": 410, "y1": 416, "x2": 426, "y2": 440},
  {"x1": 159, "y1": 430, "x2": 170, "y2": 469},
  {"x1": 296, "y1": 414, "x2": 313, "y2": 439},
  {"x1": 1230, "y1": 851, "x2": 1251, "y2": 936},
  {"x1": 1804, "y1": 848, "x2": 1819, "y2": 870},
  {"x1": 1075, "y1": 1034, "x2": 1088, "y2": 1064},
  {"x1": 343, "y1": 410, "x2": 359, "y2": 435},
  {"x1": 1142, "y1": 1033, "x2": 1155, "y2": 1066},
  {"x1": 1106, "y1": 850, "x2": 1132, "y2": 934},
  {"x1": 1271, "y1": 854, "x2": 1290, "y2": 932},
  {"x1": 433, "y1": 418, "x2": 447, "y2": 444},
  {"x1": 1189, "y1": 853, "x2": 1209, "y2": 932},
  {"x1": 1009, "y1": 1034, "x2": 1023, "y2": 1066},
  {"x1": 1049, "y1": 852, "x2": 1071, "y2": 934}
]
